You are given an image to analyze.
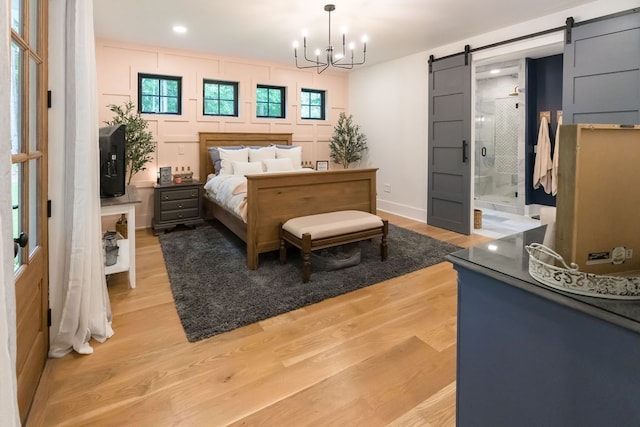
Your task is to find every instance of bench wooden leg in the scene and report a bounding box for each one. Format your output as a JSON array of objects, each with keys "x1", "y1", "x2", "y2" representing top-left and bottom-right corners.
[
  {"x1": 381, "y1": 219, "x2": 389, "y2": 261},
  {"x1": 302, "y1": 233, "x2": 312, "y2": 283},
  {"x1": 279, "y1": 224, "x2": 287, "y2": 264}
]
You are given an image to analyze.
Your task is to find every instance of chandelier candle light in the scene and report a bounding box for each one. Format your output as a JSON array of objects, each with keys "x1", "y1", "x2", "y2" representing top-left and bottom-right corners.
[{"x1": 293, "y1": 4, "x2": 367, "y2": 74}]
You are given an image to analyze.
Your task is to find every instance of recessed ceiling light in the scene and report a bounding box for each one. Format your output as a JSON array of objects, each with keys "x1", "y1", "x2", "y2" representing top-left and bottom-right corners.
[{"x1": 173, "y1": 25, "x2": 187, "y2": 34}]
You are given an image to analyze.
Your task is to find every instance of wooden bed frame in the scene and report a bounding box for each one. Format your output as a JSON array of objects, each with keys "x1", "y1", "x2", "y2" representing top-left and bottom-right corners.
[{"x1": 199, "y1": 132, "x2": 378, "y2": 269}]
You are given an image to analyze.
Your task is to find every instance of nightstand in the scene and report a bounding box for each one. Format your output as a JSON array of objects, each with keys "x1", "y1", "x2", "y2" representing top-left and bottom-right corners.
[{"x1": 152, "y1": 181, "x2": 204, "y2": 235}]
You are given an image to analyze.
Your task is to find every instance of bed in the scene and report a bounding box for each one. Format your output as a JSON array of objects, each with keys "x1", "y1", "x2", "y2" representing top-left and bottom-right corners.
[{"x1": 198, "y1": 132, "x2": 378, "y2": 269}]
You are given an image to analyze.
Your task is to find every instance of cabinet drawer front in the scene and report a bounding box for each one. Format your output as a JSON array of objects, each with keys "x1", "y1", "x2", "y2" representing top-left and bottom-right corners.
[
  {"x1": 158, "y1": 188, "x2": 199, "y2": 201},
  {"x1": 160, "y1": 208, "x2": 199, "y2": 222},
  {"x1": 161, "y1": 198, "x2": 198, "y2": 211}
]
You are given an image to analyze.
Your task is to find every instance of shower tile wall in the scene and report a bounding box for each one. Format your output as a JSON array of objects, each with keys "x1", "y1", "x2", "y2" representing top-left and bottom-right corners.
[
  {"x1": 475, "y1": 67, "x2": 526, "y2": 215},
  {"x1": 494, "y1": 98, "x2": 518, "y2": 175}
]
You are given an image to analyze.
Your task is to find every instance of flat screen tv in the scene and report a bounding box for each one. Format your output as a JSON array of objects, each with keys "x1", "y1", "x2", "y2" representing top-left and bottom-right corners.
[{"x1": 99, "y1": 124, "x2": 126, "y2": 198}]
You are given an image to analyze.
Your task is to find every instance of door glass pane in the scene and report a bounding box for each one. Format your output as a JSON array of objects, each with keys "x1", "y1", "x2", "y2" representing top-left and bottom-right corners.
[
  {"x1": 29, "y1": 56, "x2": 38, "y2": 152},
  {"x1": 11, "y1": 41, "x2": 23, "y2": 155},
  {"x1": 11, "y1": 0, "x2": 22, "y2": 35},
  {"x1": 29, "y1": 159, "x2": 39, "y2": 254},
  {"x1": 29, "y1": 0, "x2": 39, "y2": 52},
  {"x1": 12, "y1": 163, "x2": 23, "y2": 270}
]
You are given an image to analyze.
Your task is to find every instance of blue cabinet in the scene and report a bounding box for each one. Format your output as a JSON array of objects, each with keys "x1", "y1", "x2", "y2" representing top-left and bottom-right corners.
[{"x1": 448, "y1": 227, "x2": 640, "y2": 427}]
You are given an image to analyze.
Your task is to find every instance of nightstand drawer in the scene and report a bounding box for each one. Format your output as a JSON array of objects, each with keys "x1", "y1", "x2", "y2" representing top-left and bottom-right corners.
[
  {"x1": 159, "y1": 208, "x2": 199, "y2": 222},
  {"x1": 160, "y1": 198, "x2": 198, "y2": 211},
  {"x1": 158, "y1": 188, "x2": 199, "y2": 201}
]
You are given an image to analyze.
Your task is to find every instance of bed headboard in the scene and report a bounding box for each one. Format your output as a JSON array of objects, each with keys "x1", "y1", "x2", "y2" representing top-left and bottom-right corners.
[{"x1": 199, "y1": 132, "x2": 293, "y2": 179}]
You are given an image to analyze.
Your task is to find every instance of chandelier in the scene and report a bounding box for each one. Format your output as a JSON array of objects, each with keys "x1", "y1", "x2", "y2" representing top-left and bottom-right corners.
[{"x1": 292, "y1": 4, "x2": 368, "y2": 74}]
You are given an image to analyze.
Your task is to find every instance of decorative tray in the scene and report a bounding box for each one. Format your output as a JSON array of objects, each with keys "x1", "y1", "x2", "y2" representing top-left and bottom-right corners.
[{"x1": 525, "y1": 243, "x2": 640, "y2": 300}]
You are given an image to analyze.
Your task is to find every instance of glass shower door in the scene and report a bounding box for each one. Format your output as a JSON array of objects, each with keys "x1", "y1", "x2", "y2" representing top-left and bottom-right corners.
[{"x1": 475, "y1": 97, "x2": 518, "y2": 206}]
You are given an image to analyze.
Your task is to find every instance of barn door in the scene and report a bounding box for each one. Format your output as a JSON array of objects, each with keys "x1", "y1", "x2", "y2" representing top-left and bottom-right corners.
[
  {"x1": 563, "y1": 11, "x2": 640, "y2": 124},
  {"x1": 427, "y1": 53, "x2": 472, "y2": 234}
]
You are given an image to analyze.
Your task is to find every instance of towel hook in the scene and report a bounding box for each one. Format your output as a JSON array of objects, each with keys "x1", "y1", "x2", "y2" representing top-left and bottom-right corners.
[{"x1": 539, "y1": 111, "x2": 551, "y2": 123}]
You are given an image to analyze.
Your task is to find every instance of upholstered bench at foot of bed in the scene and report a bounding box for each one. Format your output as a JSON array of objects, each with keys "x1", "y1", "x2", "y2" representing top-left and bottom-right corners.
[{"x1": 279, "y1": 210, "x2": 389, "y2": 283}]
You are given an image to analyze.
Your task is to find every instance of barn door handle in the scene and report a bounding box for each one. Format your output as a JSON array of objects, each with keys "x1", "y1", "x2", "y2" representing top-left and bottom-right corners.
[
  {"x1": 14, "y1": 232, "x2": 28, "y2": 257},
  {"x1": 462, "y1": 140, "x2": 468, "y2": 163}
]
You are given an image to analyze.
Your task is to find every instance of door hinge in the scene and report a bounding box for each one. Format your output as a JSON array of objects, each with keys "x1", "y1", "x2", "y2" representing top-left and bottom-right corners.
[
  {"x1": 47, "y1": 200, "x2": 51, "y2": 218},
  {"x1": 47, "y1": 90, "x2": 52, "y2": 108},
  {"x1": 47, "y1": 308, "x2": 52, "y2": 327}
]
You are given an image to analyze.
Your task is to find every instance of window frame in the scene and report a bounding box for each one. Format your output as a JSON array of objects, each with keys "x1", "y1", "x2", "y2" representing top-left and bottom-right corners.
[
  {"x1": 256, "y1": 84, "x2": 286, "y2": 119},
  {"x1": 138, "y1": 73, "x2": 182, "y2": 115},
  {"x1": 300, "y1": 88, "x2": 326, "y2": 120},
  {"x1": 203, "y1": 79, "x2": 239, "y2": 117}
]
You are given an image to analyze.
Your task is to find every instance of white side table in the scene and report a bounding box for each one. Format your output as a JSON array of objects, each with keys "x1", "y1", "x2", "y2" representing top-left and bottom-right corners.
[{"x1": 100, "y1": 186, "x2": 141, "y2": 288}]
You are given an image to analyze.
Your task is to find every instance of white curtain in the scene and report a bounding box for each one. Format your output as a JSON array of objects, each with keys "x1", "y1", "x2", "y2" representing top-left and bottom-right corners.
[
  {"x1": 0, "y1": 0, "x2": 20, "y2": 422},
  {"x1": 49, "y1": 0, "x2": 113, "y2": 357}
]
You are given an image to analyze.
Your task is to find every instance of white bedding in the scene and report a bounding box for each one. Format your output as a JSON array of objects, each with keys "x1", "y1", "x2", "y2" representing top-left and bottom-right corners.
[
  {"x1": 204, "y1": 174, "x2": 248, "y2": 221},
  {"x1": 204, "y1": 169, "x2": 315, "y2": 222}
]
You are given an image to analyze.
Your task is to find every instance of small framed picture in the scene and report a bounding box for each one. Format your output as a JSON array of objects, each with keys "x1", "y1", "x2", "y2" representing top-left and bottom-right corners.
[
  {"x1": 316, "y1": 160, "x2": 329, "y2": 171},
  {"x1": 159, "y1": 166, "x2": 172, "y2": 185}
]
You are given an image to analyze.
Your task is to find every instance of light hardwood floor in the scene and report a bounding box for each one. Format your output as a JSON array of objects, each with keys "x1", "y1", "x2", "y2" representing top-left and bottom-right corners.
[{"x1": 26, "y1": 213, "x2": 491, "y2": 426}]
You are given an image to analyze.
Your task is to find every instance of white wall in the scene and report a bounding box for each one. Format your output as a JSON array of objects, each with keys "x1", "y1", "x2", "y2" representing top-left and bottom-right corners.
[
  {"x1": 350, "y1": 0, "x2": 638, "y2": 223},
  {"x1": 350, "y1": 54, "x2": 429, "y2": 220}
]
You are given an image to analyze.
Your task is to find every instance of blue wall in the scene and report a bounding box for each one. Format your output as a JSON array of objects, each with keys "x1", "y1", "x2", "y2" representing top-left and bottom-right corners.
[{"x1": 525, "y1": 54, "x2": 563, "y2": 207}]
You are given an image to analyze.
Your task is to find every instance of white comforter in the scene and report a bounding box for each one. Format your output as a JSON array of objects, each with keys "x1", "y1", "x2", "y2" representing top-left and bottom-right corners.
[{"x1": 204, "y1": 174, "x2": 248, "y2": 221}]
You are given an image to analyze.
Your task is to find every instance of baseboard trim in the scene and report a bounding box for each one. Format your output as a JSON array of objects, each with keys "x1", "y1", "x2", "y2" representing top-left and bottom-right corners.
[{"x1": 376, "y1": 199, "x2": 426, "y2": 223}]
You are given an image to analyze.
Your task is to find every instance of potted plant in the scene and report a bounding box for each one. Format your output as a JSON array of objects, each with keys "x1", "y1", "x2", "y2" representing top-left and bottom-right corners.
[
  {"x1": 104, "y1": 101, "x2": 155, "y2": 184},
  {"x1": 329, "y1": 112, "x2": 368, "y2": 169}
]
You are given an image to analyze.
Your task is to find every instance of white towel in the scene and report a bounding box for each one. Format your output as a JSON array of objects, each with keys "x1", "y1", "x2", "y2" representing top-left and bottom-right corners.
[
  {"x1": 551, "y1": 115, "x2": 562, "y2": 196},
  {"x1": 533, "y1": 116, "x2": 552, "y2": 194}
]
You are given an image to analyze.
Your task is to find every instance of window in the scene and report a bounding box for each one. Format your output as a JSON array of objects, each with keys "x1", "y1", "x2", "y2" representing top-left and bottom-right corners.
[
  {"x1": 138, "y1": 73, "x2": 182, "y2": 114},
  {"x1": 203, "y1": 80, "x2": 238, "y2": 116},
  {"x1": 256, "y1": 85, "x2": 285, "y2": 118},
  {"x1": 301, "y1": 89, "x2": 326, "y2": 120}
]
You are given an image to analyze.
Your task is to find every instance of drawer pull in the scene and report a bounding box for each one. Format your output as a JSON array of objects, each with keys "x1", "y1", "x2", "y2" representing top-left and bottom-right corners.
[
  {"x1": 178, "y1": 204, "x2": 183, "y2": 208},
  {"x1": 178, "y1": 213, "x2": 183, "y2": 218},
  {"x1": 163, "y1": 195, "x2": 169, "y2": 200},
  {"x1": 190, "y1": 192, "x2": 196, "y2": 197}
]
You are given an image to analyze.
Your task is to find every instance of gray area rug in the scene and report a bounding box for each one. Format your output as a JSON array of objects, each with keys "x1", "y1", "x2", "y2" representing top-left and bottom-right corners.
[{"x1": 159, "y1": 221, "x2": 461, "y2": 342}]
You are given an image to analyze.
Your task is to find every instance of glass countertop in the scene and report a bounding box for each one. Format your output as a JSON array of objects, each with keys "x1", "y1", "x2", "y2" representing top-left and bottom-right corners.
[{"x1": 447, "y1": 226, "x2": 640, "y2": 333}]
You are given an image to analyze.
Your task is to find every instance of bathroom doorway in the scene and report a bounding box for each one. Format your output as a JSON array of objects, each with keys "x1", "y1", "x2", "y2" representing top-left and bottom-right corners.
[
  {"x1": 474, "y1": 59, "x2": 526, "y2": 216},
  {"x1": 468, "y1": 34, "x2": 564, "y2": 236}
]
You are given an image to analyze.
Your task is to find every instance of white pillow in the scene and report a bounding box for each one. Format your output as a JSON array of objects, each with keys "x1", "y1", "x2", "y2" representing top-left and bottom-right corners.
[
  {"x1": 275, "y1": 146, "x2": 302, "y2": 169},
  {"x1": 219, "y1": 147, "x2": 249, "y2": 175},
  {"x1": 233, "y1": 161, "x2": 263, "y2": 176},
  {"x1": 263, "y1": 157, "x2": 294, "y2": 172},
  {"x1": 248, "y1": 146, "x2": 276, "y2": 167}
]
